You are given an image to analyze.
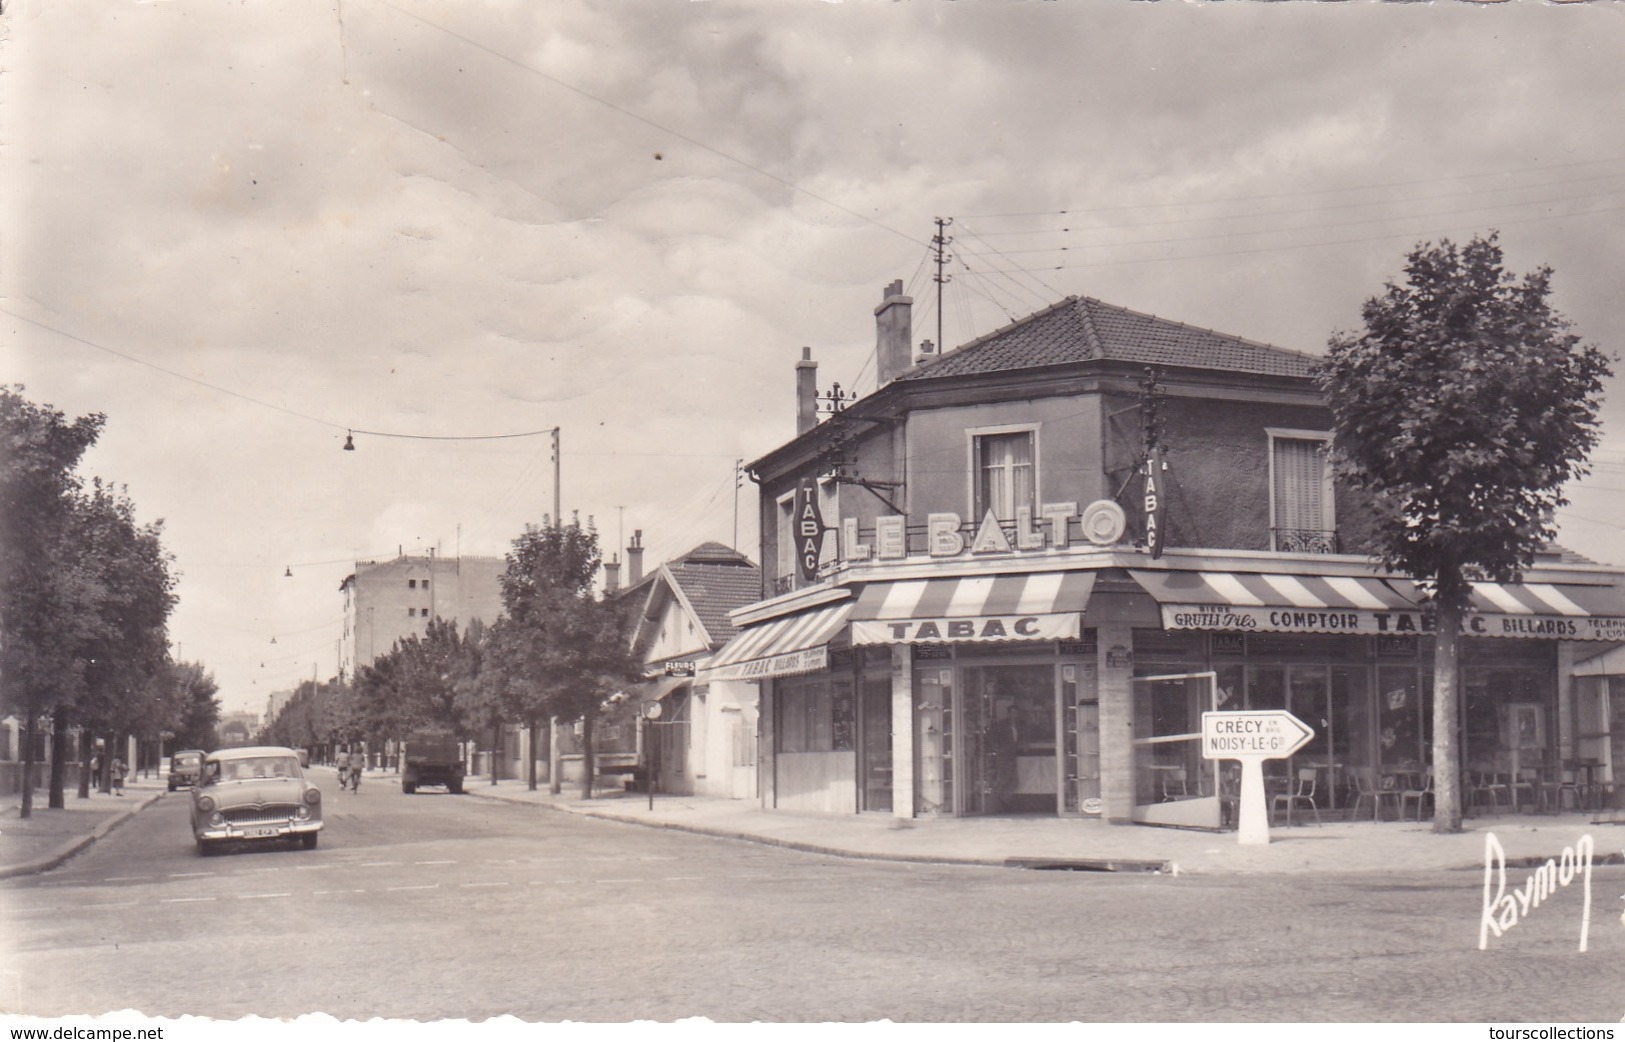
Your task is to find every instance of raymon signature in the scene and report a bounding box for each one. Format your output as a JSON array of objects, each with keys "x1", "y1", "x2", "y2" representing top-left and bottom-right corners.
[{"x1": 1479, "y1": 832, "x2": 1595, "y2": 953}]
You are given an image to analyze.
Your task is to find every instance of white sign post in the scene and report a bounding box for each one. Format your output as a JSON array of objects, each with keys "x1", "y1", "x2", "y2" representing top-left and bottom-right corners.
[{"x1": 1200, "y1": 710, "x2": 1314, "y2": 846}]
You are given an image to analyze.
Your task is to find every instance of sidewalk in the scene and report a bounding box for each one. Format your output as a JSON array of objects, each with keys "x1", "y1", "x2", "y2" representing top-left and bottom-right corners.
[
  {"x1": 2, "y1": 769, "x2": 1619, "y2": 878},
  {"x1": 0, "y1": 773, "x2": 166, "y2": 880},
  {"x1": 466, "y1": 780, "x2": 1625, "y2": 875}
]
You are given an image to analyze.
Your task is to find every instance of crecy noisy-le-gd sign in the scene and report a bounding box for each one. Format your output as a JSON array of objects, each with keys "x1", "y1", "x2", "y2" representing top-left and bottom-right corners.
[
  {"x1": 1200, "y1": 709, "x2": 1314, "y2": 847},
  {"x1": 1163, "y1": 604, "x2": 1625, "y2": 642}
]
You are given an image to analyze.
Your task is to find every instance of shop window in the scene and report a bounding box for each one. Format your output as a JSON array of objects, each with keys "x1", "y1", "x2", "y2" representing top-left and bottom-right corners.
[
  {"x1": 777, "y1": 676, "x2": 846, "y2": 753},
  {"x1": 1267, "y1": 429, "x2": 1335, "y2": 553},
  {"x1": 972, "y1": 428, "x2": 1036, "y2": 520}
]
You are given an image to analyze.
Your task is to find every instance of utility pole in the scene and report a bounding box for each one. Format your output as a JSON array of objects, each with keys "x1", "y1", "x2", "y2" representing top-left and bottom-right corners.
[
  {"x1": 550, "y1": 427, "x2": 562, "y2": 528},
  {"x1": 932, "y1": 217, "x2": 953, "y2": 352},
  {"x1": 733, "y1": 459, "x2": 744, "y2": 550}
]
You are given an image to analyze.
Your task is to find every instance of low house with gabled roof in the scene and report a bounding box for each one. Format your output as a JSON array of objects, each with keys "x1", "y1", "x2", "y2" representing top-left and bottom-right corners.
[{"x1": 614, "y1": 540, "x2": 762, "y2": 799}]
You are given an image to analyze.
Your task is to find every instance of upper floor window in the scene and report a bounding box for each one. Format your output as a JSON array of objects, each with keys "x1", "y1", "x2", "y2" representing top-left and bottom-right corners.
[
  {"x1": 972, "y1": 428, "x2": 1036, "y2": 520},
  {"x1": 408, "y1": 579, "x2": 417, "y2": 589},
  {"x1": 1267, "y1": 429, "x2": 1335, "y2": 553}
]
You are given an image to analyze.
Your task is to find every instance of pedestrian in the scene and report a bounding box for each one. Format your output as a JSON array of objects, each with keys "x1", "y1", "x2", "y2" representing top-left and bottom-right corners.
[{"x1": 112, "y1": 757, "x2": 127, "y2": 796}]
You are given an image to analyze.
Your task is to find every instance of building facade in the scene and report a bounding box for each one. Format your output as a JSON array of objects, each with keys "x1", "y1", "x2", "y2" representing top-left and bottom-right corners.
[
  {"x1": 339, "y1": 552, "x2": 505, "y2": 677},
  {"x1": 618, "y1": 541, "x2": 762, "y2": 799},
  {"x1": 702, "y1": 284, "x2": 1625, "y2": 825}
]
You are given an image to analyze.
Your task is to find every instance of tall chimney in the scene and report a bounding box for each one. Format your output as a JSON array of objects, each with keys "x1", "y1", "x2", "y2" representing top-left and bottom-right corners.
[
  {"x1": 795, "y1": 346, "x2": 818, "y2": 435},
  {"x1": 875, "y1": 279, "x2": 913, "y2": 386},
  {"x1": 603, "y1": 555, "x2": 621, "y2": 594},
  {"x1": 627, "y1": 530, "x2": 645, "y2": 587}
]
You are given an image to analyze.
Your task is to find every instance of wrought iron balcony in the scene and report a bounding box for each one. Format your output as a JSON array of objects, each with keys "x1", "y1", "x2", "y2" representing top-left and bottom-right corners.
[{"x1": 1272, "y1": 528, "x2": 1338, "y2": 554}]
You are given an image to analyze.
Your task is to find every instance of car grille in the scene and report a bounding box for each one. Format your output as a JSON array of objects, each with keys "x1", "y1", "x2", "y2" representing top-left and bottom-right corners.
[{"x1": 222, "y1": 804, "x2": 299, "y2": 826}]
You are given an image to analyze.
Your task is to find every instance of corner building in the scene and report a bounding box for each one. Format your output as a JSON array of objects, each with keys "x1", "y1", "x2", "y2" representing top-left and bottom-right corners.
[{"x1": 701, "y1": 285, "x2": 1625, "y2": 825}]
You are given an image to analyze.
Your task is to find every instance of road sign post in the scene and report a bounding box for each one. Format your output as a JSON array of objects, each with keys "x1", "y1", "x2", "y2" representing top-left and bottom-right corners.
[{"x1": 1200, "y1": 709, "x2": 1314, "y2": 846}]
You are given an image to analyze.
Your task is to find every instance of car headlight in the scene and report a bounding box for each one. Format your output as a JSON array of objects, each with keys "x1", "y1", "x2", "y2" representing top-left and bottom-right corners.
[
  {"x1": 196, "y1": 795, "x2": 214, "y2": 814},
  {"x1": 304, "y1": 788, "x2": 321, "y2": 806}
]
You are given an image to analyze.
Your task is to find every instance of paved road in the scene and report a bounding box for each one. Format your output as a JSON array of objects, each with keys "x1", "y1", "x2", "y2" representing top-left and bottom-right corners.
[{"x1": 2, "y1": 772, "x2": 1622, "y2": 1022}]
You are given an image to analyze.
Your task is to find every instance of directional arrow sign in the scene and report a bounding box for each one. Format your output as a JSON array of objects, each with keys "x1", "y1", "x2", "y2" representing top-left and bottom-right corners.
[
  {"x1": 1199, "y1": 709, "x2": 1316, "y2": 847},
  {"x1": 1200, "y1": 710, "x2": 1314, "y2": 761}
]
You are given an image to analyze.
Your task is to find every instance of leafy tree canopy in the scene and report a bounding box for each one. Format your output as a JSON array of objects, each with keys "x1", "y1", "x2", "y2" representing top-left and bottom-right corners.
[{"x1": 1315, "y1": 233, "x2": 1611, "y2": 608}]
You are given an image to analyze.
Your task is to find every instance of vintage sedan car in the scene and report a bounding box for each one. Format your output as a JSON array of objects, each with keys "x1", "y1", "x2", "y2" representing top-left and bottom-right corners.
[
  {"x1": 190, "y1": 746, "x2": 322, "y2": 855},
  {"x1": 168, "y1": 749, "x2": 205, "y2": 790}
]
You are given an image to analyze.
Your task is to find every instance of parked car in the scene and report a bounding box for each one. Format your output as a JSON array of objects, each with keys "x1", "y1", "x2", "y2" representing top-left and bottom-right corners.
[
  {"x1": 168, "y1": 749, "x2": 205, "y2": 791},
  {"x1": 190, "y1": 746, "x2": 323, "y2": 855},
  {"x1": 400, "y1": 731, "x2": 466, "y2": 794}
]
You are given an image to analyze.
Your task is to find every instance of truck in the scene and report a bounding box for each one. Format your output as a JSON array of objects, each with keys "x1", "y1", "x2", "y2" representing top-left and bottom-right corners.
[{"x1": 400, "y1": 732, "x2": 466, "y2": 794}]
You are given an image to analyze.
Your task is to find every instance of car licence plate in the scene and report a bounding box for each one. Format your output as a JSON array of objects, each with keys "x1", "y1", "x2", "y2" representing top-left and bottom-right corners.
[{"x1": 242, "y1": 827, "x2": 281, "y2": 838}]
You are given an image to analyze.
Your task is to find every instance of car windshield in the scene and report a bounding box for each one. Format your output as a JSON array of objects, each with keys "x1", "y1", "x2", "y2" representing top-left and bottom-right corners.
[
  {"x1": 175, "y1": 755, "x2": 200, "y2": 767},
  {"x1": 216, "y1": 756, "x2": 299, "y2": 782}
]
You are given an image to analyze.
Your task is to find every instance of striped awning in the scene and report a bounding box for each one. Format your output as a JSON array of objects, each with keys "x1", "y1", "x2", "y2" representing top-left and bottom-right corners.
[
  {"x1": 1131, "y1": 569, "x2": 1625, "y2": 641},
  {"x1": 1129, "y1": 570, "x2": 1413, "y2": 611},
  {"x1": 849, "y1": 571, "x2": 1096, "y2": 645},
  {"x1": 696, "y1": 601, "x2": 852, "y2": 683}
]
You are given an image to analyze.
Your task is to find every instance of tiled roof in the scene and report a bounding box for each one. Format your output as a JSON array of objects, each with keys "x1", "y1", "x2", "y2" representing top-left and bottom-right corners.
[
  {"x1": 898, "y1": 296, "x2": 1319, "y2": 382},
  {"x1": 665, "y1": 559, "x2": 762, "y2": 646}
]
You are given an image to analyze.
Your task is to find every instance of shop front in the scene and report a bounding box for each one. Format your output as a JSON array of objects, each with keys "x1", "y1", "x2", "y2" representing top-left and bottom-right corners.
[{"x1": 711, "y1": 554, "x2": 1625, "y2": 825}]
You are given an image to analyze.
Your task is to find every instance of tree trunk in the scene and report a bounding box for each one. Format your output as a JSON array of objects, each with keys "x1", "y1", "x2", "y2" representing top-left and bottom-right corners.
[
  {"x1": 526, "y1": 721, "x2": 539, "y2": 791},
  {"x1": 19, "y1": 700, "x2": 37, "y2": 820},
  {"x1": 579, "y1": 712, "x2": 595, "y2": 801},
  {"x1": 98, "y1": 735, "x2": 112, "y2": 794},
  {"x1": 548, "y1": 716, "x2": 561, "y2": 795},
  {"x1": 48, "y1": 711, "x2": 67, "y2": 810},
  {"x1": 77, "y1": 730, "x2": 92, "y2": 799},
  {"x1": 490, "y1": 722, "x2": 501, "y2": 785},
  {"x1": 1431, "y1": 601, "x2": 1464, "y2": 832}
]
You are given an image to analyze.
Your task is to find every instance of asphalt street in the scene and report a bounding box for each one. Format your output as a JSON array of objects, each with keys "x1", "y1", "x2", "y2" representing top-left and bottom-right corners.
[{"x1": 2, "y1": 771, "x2": 1622, "y2": 1022}]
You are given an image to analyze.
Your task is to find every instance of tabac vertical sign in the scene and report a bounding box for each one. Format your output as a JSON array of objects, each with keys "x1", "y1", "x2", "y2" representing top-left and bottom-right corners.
[
  {"x1": 1144, "y1": 449, "x2": 1166, "y2": 559},
  {"x1": 795, "y1": 479, "x2": 830, "y2": 582}
]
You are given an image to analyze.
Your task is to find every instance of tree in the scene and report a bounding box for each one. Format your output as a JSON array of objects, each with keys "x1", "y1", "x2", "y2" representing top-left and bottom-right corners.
[
  {"x1": 0, "y1": 387, "x2": 103, "y2": 818},
  {"x1": 1315, "y1": 233, "x2": 1610, "y2": 832},
  {"x1": 58, "y1": 479, "x2": 176, "y2": 802},
  {"x1": 497, "y1": 516, "x2": 641, "y2": 797}
]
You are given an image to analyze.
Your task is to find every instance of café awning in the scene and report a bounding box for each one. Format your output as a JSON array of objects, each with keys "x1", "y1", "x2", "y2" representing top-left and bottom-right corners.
[
  {"x1": 848, "y1": 571, "x2": 1096, "y2": 645},
  {"x1": 696, "y1": 600, "x2": 852, "y2": 683},
  {"x1": 1130, "y1": 568, "x2": 1625, "y2": 641}
]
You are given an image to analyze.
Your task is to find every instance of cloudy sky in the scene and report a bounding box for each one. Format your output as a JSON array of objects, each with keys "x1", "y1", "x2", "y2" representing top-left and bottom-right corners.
[{"x1": 5, "y1": 0, "x2": 1625, "y2": 717}]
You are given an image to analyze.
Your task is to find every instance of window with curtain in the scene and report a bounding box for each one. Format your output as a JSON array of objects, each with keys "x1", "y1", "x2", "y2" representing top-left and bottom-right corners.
[
  {"x1": 974, "y1": 430, "x2": 1035, "y2": 520},
  {"x1": 1270, "y1": 433, "x2": 1334, "y2": 551}
]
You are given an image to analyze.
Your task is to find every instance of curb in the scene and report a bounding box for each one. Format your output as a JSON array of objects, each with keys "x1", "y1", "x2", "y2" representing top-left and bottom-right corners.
[
  {"x1": 465, "y1": 788, "x2": 1147, "y2": 871},
  {"x1": 0, "y1": 789, "x2": 166, "y2": 881}
]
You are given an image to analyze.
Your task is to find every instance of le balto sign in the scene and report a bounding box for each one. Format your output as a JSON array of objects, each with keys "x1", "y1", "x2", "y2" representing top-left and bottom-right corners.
[{"x1": 1161, "y1": 603, "x2": 1625, "y2": 642}]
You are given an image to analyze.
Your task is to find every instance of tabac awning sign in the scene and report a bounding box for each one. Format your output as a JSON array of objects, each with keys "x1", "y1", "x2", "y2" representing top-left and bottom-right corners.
[
  {"x1": 1200, "y1": 709, "x2": 1314, "y2": 847},
  {"x1": 795, "y1": 480, "x2": 830, "y2": 583}
]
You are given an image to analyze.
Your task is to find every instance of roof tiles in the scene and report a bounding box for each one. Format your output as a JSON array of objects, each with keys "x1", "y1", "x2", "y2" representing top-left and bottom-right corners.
[{"x1": 899, "y1": 296, "x2": 1319, "y2": 382}]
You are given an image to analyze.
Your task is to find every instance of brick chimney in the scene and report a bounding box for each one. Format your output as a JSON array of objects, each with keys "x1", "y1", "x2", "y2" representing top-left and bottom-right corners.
[
  {"x1": 626, "y1": 530, "x2": 645, "y2": 587},
  {"x1": 603, "y1": 555, "x2": 621, "y2": 594},
  {"x1": 874, "y1": 279, "x2": 913, "y2": 386},
  {"x1": 795, "y1": 346, "x2": 818, "y2": 435}
]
